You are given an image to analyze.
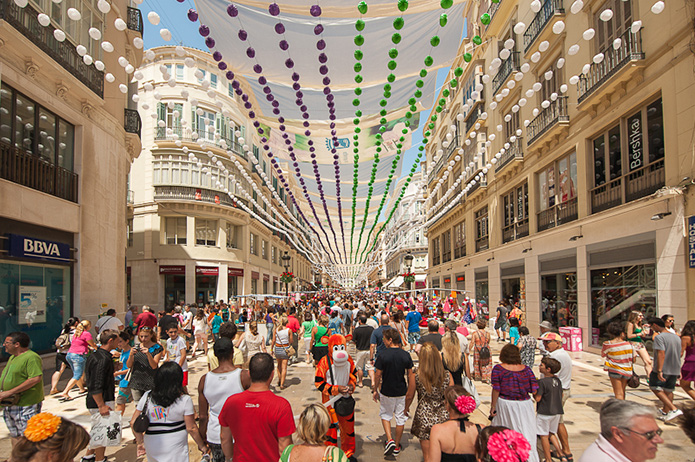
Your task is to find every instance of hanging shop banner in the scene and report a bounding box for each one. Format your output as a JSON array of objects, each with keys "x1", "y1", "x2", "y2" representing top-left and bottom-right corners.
[
  {"x1": 160, "y1": 265, "x2": 185, "y2": 275},
  {"x1": 196, "y1": 267, "x2": 219, "y2": 276},
  {"x1": 8, "y1": 234, "x2": 70, "y2": 263},
  {"x1": 689, "y1": 216, "x2": 695, "y2": 268},
  {"x1": 228, "y1": 268, "x2": 244, "y2": 277},
  {"x1": 19, "y1": 286, "x2": 46, "y2": 325},
  {"x1": 252, "y1": 271, "x2": 260, "y2": 280}
]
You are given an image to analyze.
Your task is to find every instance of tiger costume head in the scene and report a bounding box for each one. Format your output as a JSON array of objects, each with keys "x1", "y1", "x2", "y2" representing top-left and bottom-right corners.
[{"x1": 328, "y1": 334, "x2": 350, "y2": 365}]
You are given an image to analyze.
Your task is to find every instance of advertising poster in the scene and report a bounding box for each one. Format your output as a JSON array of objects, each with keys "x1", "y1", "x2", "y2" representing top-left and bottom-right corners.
[{"x1": 19, "y1": 286, "x2": 47, "y2": 325}]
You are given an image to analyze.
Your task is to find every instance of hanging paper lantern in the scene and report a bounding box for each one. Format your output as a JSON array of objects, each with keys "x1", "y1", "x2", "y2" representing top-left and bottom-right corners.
[
  {"x1": 37, "y1": 13, "x2": 50, "y2": 26},
  {"x1": 88, "y1": 27, "x2": 101, "y2": 40},
  {"x1": 613, "y1": 38, "x2": 622, "y2": 50},
  {"x1": 569, "y1": 75, "x2": 579, "y2": 84},
  {"x1": 500, "y1": 48, "x2": 510, "y2": 59},
  {"x1": 357, "y1": 1, "x2": 368, "y2": 14},
  {"x1": 97, "y1": 0, "x2": 110, "y2": 13},
  {"x1": 14, "y1": 0, "x2": 28, "y2": 7},
  {"x1": 133, "y1": 37, "x2": 144, "y2": 49},
  {"x1": 539, "y1": 40, "x2": 550, "y2": 52},
  {"x1": 94, "y1": 60, "x2": 105, "y2": 71},
  {"x1": 105, "y1": 73, "x2": 115, "y2": 83},
  {"x1": 556, "y1": 57, "x2": 565, "y2": 68},
  {"x1": 440, "y1": 13, "x2": 448, "y2": 26},
  {"x1": 582, "y1": 28, "x2": 595, "y2": 41},
  {"x1": 473, "y1": 35, "x2": 482, "y2": 45},
  {"x1": 76, "y1": 45, "x2": 87, "y2": 56},
  {"x1": 600, "y1": 9, "x2": 613, "y2": 21},
  {"x1": 67, "y1": 7, "x2": 81, "y2": 20},
  {"x1": 651, "y1": 1, "x2": 664, "y2": 14},
  {"x1": 188, "y1": 9, "x2": 199, "y2": 21},
  {"x1": 631, "y1": 20, "x2": 642, "y2": 33},
  {"x1": 513, "y1": 22, "x2": 526, "y2": 34},
  {"x1": 480, "y1": 13, "x2": 491, "y2": 25},
  {"x1": 83, "y1": 54, "x2": 93, "y2": 65},
  {"x1": 568, "y1": 44, "x2": 580, "y2": 55},
  {"x1": 552, "y1": 20, "x2": 565, "y2": 34},
  {"x1": 530, "y1": 0, "x2": 541, "y2": 12}
]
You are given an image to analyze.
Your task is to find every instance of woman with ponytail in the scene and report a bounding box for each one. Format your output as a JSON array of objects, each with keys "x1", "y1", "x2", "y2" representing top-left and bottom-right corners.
[
  {"x1": 58, "y1": 320, "x2": 96, "y2": 401},
  {"x1": 428, "y1": 386, "x2": 482, "y2": 462}
]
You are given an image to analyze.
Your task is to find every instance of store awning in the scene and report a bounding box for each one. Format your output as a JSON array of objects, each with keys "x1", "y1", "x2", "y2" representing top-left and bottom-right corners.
[
  {"x1": 383, "y1": 276, "x2": 397, "y2": 288},
  {"x1": 414, "y1": 274, "x2": 427, "y2": 282},
  {"x1": 389, "y1": 276, "x2": 404, "y2": 288}
]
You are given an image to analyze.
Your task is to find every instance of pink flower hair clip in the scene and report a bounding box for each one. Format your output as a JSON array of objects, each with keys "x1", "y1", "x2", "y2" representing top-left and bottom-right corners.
[
  {"x1": 487, "y1": 429, "x2": 531, "y2": 462},
  {"x1": 454, "y1": 395, "x2": 477, "y2": 415}
]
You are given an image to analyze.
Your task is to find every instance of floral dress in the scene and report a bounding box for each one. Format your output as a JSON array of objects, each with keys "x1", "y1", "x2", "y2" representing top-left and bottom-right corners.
[
  {"x1": 472, "y1": 329, "x2": 492, "y2": 382},
  {"x1": 411, "y1": 371, "x2": 450, "y2": 440},
  {"x1": 517, "y1": 335, "x2": 537, "y2": 368}
]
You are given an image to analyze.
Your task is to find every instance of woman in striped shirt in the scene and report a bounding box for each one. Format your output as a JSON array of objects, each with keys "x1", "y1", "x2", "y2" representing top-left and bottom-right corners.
[{"x1": 601, "y1": 321, "x2": 635, "y2": 400}]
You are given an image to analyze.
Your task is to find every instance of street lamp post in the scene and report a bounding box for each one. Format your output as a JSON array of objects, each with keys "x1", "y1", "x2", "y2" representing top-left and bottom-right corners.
[
  {"x1": 281, "y1": 251, "x2": 291, "y2": 298},
  {"x1": 404, "y1": 252, "x2": 414, "y2": 297}
]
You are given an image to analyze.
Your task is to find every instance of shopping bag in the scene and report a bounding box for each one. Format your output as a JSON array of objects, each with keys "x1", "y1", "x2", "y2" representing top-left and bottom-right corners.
[
  {"x1": 462, "y1": 375, "x2": 481, "y2": 408},
  {"x1": 89, "y1": 411, "x2": 122, "y2": 448}
]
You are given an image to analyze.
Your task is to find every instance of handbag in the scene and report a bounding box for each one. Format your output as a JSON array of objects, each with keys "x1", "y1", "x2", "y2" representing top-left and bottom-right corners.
[
  {"x1": 285, "y1": 345, "x2": 296, "y2": 357},
  {"x1": 132, "y1": 396, "x2": 150, "y2": 433},
  {"x1": 627, "y1": 372, "x2": 641, "y2": 388},
  {"x1": 462, "y1": 375, "x2": 481, "y2": 407},
  {"x1": 328, "y1": 355, "x2": 355, "y2": 417},
  {"x1": 54, "y1": 332, "x2": 71, "y2": 350}
]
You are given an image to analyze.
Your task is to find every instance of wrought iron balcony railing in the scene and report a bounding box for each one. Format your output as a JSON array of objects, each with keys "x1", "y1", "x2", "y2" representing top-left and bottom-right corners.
[
  {"x1": 537, "y1": 197, "x2": 578, "y2": 232},
  {"x1": 495, "y1": 137, "x2": 523, "y2": 172},
  {"x1": 475, "y1": 235, "x2": 489, "y2": 252},
  {"x1": 0, "y1": 0, "x2": 104, "y2": 97},
  {"x1": 523, "y1": 0, "x2": 564, "y2": 52},
  {"x1": 590, "y1": 159, "x2": 664, "y2": 214},
  {"x1": 502, "y1": 218, "x2": 530, "y2": 243},
  {"x1": 156, "y1": 126, "x2": 248, "y2": 160},
  {"x1": 126, "y1": 7, "x2": 144, "y2": 35},
  {"x1": 578, "y1": 29, "x2": 644, "y2": 104},
  {"x1": 0, "y1": 140, "x2": 78, "y2": 202},
  {"x1": 124, "y1": 109, "x2": 142, "y2": 138},
  {"x1": 492, "y1": 52, "x2": 520, "y2": 95},
  {"x1": 527, "y1": 96, "x2": 569, "y2": 145}
]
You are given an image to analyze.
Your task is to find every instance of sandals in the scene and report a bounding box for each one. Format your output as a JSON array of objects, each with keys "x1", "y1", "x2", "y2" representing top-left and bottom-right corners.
[{"x1": 137, "y1": 444, "x2": 147, "y2": 457}]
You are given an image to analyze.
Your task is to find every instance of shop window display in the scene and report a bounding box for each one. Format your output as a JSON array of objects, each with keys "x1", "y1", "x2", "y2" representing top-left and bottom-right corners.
[{"x1": 541, "y1": 273, "x2": 578, "y2": 327}]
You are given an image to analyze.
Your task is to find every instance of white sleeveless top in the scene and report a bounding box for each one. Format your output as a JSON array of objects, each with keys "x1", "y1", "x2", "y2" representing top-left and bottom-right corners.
[{"x1": 203, "y1": 368, "x2": 244, "y2": 444}]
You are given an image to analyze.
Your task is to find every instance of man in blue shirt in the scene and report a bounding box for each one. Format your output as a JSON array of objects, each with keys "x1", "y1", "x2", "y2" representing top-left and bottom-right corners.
[
  {"x1": 404, "y1": 306, "x2": 422, "y2": 352},
  {"x1": 370, "y1": 314, "x2": 394, "y2": 364}
]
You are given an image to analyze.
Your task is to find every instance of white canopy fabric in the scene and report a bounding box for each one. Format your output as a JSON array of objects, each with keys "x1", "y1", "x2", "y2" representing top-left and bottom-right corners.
[
  {"x1": 389, "y1": 276, "x2": 405, "y2": 288},
  {"x1": 414, "y1": 274, "x2": 427, "y2": 282}
]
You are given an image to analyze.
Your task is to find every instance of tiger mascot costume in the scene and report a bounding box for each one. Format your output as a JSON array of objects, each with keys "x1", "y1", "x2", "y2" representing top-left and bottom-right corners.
[{"x1": 314, "y1": 334, "x2": 357, "y2": 460}]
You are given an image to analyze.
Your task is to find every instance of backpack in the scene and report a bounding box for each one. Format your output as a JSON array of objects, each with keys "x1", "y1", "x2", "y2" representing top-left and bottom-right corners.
[
  {"x1": 54, "y1": 332, "x2": 71, "y2": 350},
  {"x1": 475, "y1": 331, "x2": 491, "y2": 365}
]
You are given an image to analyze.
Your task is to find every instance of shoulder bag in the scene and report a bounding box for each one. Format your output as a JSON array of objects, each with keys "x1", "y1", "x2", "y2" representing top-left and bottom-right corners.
[{"x1": 132, "y1": 396, "x2": 150, "y2": 433}]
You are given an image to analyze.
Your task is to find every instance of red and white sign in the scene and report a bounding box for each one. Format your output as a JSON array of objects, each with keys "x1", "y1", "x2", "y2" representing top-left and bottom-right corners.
[
  {"x1": 263, "y1": 274, "x2": 270, "y2": 281},
  {"x1": 228, "y1": 268, "x2": 244, "y2": 277},
  {"x1": 251, "y1": 271, "x2": 260, "y2": 280},
  {"x1": 196, "y1": 266, "x2": 219, "y2": 276},
  {"x1": 159, "y1": 265, "x2": 185, "y2": 275},
  {"x1": 559, "y1": 327, "x2": 583, "y2": 352}
]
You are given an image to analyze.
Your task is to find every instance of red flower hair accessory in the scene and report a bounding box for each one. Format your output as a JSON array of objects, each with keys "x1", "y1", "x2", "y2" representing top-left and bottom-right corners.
[
  {"x1": 454, "y1": 395, "x2": 476, "y2": 415},
  {"x1": 487, "y1": 429, "x2": 531, "y2": 462}
]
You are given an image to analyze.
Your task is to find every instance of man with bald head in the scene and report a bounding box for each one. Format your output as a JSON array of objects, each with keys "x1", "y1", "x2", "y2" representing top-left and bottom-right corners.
[{"x1": 369, "y1": 314, "x2": 394, "y2": 369}]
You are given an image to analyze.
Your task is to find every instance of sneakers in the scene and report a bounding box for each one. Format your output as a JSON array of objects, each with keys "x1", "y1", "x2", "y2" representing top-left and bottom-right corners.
[
  {"x1": 393, "y1": 445, "x2": 402, "y2": 456},
  {"x1": 384, "y1": 439, "x2": 396, "y2": 455},
  {"x1": 664, "y1": 409, "x2": 683, "y2": 421},
  {"x1": 657, "y1": 408, "x2": 667, "y2": 417}
]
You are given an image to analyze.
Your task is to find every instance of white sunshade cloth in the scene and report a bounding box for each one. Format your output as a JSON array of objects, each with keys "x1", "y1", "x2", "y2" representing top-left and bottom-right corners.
[
  {"x1": 414, "y1": 274, "x2": 427, "y2": 282},
  {"x1": 390, "y1": 276, "x2": 405, "y2": 288},
  {"x1": 384, "y1": 276, "x2": 398, "y2": 288}
]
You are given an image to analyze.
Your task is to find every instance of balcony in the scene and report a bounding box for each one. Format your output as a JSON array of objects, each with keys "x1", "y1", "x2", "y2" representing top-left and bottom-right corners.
[
  {"x1": 0, "y1": 140, "x2": 78, "y2": 203},
  {"x1": 127, "y1": 7, "x2": 144, "y2": 34},
  {"x1": 502, "y1": 218, "x2": 530, "y2": 243},
  {"x1": 445, "y1": 135, "x2": 461, "y2": 160},
  {"x1": 578, "y1": 29, "x2": 644, "y2": 104},
  {"x1": 433, "y1": 254, "x2": 441, "y2": 266},
  {"x1": 527, "y1": 96, "x2": 569, "y2": 145},
  {"x1": 523, "y1": 0, "x2": 564, "y2": 52},
  {"x1": 537, "y1": 197, "x2": 578, "y2": 232},
  {"x1": 590, "y1": 159, "x2": 664, "y2": 214},
  {"x1": 492, "y1": 52, "x2": 520, "y2": 95},
  {"x1": 124, "y1": 109, "x2": 142, "y2": 138},
  {"x1": 156, "y1": 126, "x2": 248, "y2": 160},
  {"x1": 155, "y1": 185, "x2": 239, "y2": 208},
  {"x1": 485, "y1": 0, "x2": 502, "y2": 26},
  {"x1": 0, "y1": 0, "x2": 104, "y2": 97},
  {"x1": 475, "y1": 235, "x2": 489, "y2": 252},
  {"x1": 442, "y1": 250, "x2": 451, "y2": 263},
  {"x1": 465, "y1": 104, "x2": 484, "y2": 133},
  {"x1": 495, "y1": 137, "x2": 523, "y2": 172}
]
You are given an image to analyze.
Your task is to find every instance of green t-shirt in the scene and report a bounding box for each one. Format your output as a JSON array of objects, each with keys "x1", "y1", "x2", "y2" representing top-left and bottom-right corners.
[
  {"x1": 302, "y1": 320, "x2": 316, "y2": 339},
  {"x1": 0, "y1": 350, "x2": 44, "y2": 406},
  {"x1": 314, "y1": 325, "x2": 328, "y2": 347},
  {"x1": 280, "y1": 444, "x2": 347, "y2": 462}
]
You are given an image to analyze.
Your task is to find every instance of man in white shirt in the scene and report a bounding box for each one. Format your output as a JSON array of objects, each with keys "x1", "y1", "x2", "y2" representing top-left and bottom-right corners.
[
  {"x1": 165, "y1": 325, "x2": 189, "y2": 392},
  {"x1": 578, "y1": 399, "x2": 663, "y2": 462},
  {"x1": 95, "y1": 309, "x2": 124, "y2": 334},
  {"x1": 540, "y1": 332, "x2": 573, "y2": 460}
]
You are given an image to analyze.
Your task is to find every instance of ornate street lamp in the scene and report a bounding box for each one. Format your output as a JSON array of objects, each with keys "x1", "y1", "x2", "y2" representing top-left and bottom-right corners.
[
  {"x1": 281, "y1": 251, "x2": 291, "y2": 297},
  {"x1": 404, "y1": 252, "x2": 414, "y2": 296}
]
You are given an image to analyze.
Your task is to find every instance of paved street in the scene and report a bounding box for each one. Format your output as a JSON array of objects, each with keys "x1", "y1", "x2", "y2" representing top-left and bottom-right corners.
[{"x1": 1, "y1": 335, "x2": 691, "y2": 461}]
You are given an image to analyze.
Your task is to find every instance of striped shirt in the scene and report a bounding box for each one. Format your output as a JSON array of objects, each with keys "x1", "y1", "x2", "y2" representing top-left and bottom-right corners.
[{"x1": 601, "y1": 340, "x2": 634, "y2": 377}]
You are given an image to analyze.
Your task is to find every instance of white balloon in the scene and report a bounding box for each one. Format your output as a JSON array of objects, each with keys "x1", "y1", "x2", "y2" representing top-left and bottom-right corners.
[
  {"x1": 490, "y1": 101, "x2": 498, "y2": 110},
  {"x1": 550, "y1": 92, "x2": 558, "y2": 101},
  {"x1": 651, "y1": 0, "x2": 665, "y2": 13},
  {"x1": 570, "y1": 0, "x2": 583, "y2": 14},
  {"x1": 101, "y1": 41, "x2": 114, "y2": 53},
  {"x1": 511, "y1": 104, "x2": 519, "y2": 113},
  {"x1": 194, "y1": 69, "x2": 204, "y2": 79},
  {"x1": 37, "y1": 13, "x2": 50, "y2": 26},
  {"x1": 533, "y1": 82, "x2": 542, "y2": 92},
  {"x1": 568, "y1": 44, "x2": 580, "y2": 55},
  {"x1": 504, "y1": 38, "x2": 515, "y2": 49},
  {"x1": 94, "y1": 60, "x2": 105, "y2": 71},
  {"x1": 53, "y1": 29, "x2": 66, "y2": 41},
  {"x1": 119, "y1": 84, "x2": 128, "y2": 94},
  {"x1": 541, "y1": 100, "x2": 550, "y2": 109},
  {"x1": 148, "y1": 11, "x2": 161, "y2": 25},
  {"x1": 518, "y1": 98, "x2": 527, "y2": 107},
  {"x1": 105, "y1": 73, "x2": 115, "y2": 83},
  {"x1": 97, "y1": 0, "x2": 110, "y2": 13},
  {"x1": 514, "y1": 72, "x2": 524, "y2": 81},
  {"x1": 533, "y1": 108, "x2": 539, "y2": 117},
  {"x1": 125, "y1": 64, "x2": 135, "y2": 74},
  {"x1": 142, "y1": 103, "x2": 150, "y2": 110},
  {"x1": 520, "y1": 62, "x2": 530, "y2": 73},
  {"x1": 482, "y1": 74, "x2": 491, "y2": 83},
  {"x1": 175, "y1": 46, "x2": 186, "y2": 57},
  {"x1": 184, "y1": 57, "x2": 196, "y2": 68},
  {"x1": 530, "y1": 0, "x2": 541, "y2": 12},
  {"x1": 143, "y1": 82, "x2": 153, "y2": 91},
  {"x1": 132, "y1": 94, "x2": 140, "y2": 103},
  {"x1": 160, "y1": 28, "x2": 172, "y2": 41},
  {"x1": 583, "y1": 28, "x2": 595, "y2": 41},
  {"x1": 556, "y1": 57, "x2": 565, "y2": 69},
  {"x1": 133, "y1": 37, "x2": 144, "y2": 49},
  {"x1": 500, "y1": 48, "x2": 510, "y2": 60},
  {"x1": 593, "y1": 53, "x2": 605, "y2": 64},
  {"x1": 513, "y1": 22, "x2": 526, "y2": 34},
  {"x1": 88, "y1": 27, "x2": 101, "y2": 40},
  {"x1": 525, "y1": 88, "x2": 535, "y2": 98},
  {"x1": 539, "y1": 40, "x2": 550, "y2": 52},
  {"x1": 133, "y1": 70, "x2": 144, "y2": 80},
  {"x1": 82, "y1": 54, "x2": 93, "y2": 65},
  {"x1": 491, "y1": 57, "x2": 502, "y2": 68},
  {"x1": 67, "y1": 7, "x2": 81, "y2": 20},
  {"x1": 544, "y1": 70, "x2": 553, "y2": 81},
  {"x1": 531, "y1": 52, "x2": 541, "y2": 63},
  {"x1": 582, "y1": 63, "x2": 592, "y2": 74},
  {"x1": 600, "y1": 9, "x2": 613, "y2": 21},
  {"x1": 145, "y1": 50, "x2": 156, "y2": 61},
  {"x1": 552, "y1": 20, "x2": 565, "y2": 34},
  {"x1": 631, "y1": 20, "x2": 642, "y2": 33},
  {"x1": 181, "y1": 89, "x2": 189, "y2": 98},
  {"x1": 114, "y1": 18, "x2": 127, "y2": 31},
  {"x1": 612, "y1": 38, "x2": 622, "y2": 50},
  {"x1": 560, "y1": 84, "x2": 568, "y2": 93},
  {"x1": 569, "y1": 75, "x2": 579, "y2": 85},
  {"x1": 76, "y1": 44, "x2": 87, "y2": 56},
  {"x1": 506, "y1": 80, "x2": 516, "y2": 89}
]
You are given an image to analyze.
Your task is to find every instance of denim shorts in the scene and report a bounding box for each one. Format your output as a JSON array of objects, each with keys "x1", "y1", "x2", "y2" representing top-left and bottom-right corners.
[{"x1": 66, "y1": 352, "x2": 87, "y2": 380}]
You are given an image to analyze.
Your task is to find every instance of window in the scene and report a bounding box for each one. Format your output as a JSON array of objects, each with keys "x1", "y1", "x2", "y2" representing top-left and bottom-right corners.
[
  {"x1": 228, "y1": 83, "x2": 235, "y2": 98},
  {"x1": 442, "y1": 231, "x2": 452, "y2": 263},
  {"x1": 197, "y1": 69, "x2": 207, "y2": 83},
  {"x1": 0, "y1": 83, "x2": 75, "y2": 170},
  {"x1": 166, "y1": 217, "x2": 187, "y2": 245},
  {"x1": 176, "y1": 65, "x2": 184, "y2": 81},
  {"x1": 210, "y1": 74, "x2": 218, "y2": 89},
  {"x1": 38, "y1": 0, "x2": 103, "y2": 58},
  {"x1": 226, "y1": 222, "x2": 238, "y2": 249},
  {"x1": 595, "y1": 0, "x2": 632, "y2": 52},
  {"x1": 261, "y1": 240, "x2": 267, "y2": 259},
  {"x1": 475, "y1": 207, "x2": 489, "y2": 252},
  {"x1": 539, "y1": 152, "x2": 577, "y2": 210},
  {"x1": 539, "y1": 64, "x2": 562, "y2": 103},
  {"x1": 194, "y1": 108, "x2": 216, "y2": 141},
  {"x1": 195, "y1": 219, "x2": 217, "y2": 246},
  {"x1": 158, "y1": 103, "x2": 182, "y2": 130},
  {"x1": 502, "y1": 183, "x2": 529, "y2": 242},
  {"x1": 127, "y1": 218, "x2": 134, "y2": 247},
  {"x1": 272, "y1": 246, "x2": 277, "y2": 264},
  {"x1": 454, "y1": 221, "x2": 466, "y2": 259},
  {"x1": 250, "y1": 233, "x2": 257, "y2": 256},
  {"x1": 431, "y1": 237, "x2": 440, "y2": 266}
]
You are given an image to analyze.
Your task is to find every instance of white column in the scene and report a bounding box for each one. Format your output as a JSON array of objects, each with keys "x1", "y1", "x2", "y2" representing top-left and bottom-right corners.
[
  {"x1": 217, "y1": 263, "x2": 228, "y2": 304},
  {"x1": 185, "y1": 260, "x2": 196, "y2": 306},
  {"x1": 525, "y1": 256, "x2": 541, "y2": 336}
]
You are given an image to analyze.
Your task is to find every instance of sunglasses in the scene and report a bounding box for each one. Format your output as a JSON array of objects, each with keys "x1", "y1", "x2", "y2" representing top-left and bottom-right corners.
[{"x1": 620, "y1": 427, "x2": 663, "y2": 441}]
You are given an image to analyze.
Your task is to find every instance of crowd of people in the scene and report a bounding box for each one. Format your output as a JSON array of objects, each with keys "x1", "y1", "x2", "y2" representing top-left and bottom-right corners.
[{"x1": 1, "y1": 292, "x2": 694, "y2": 462}]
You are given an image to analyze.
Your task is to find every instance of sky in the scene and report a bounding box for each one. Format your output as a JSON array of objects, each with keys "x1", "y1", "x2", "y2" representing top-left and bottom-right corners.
[{"x1": 138, "y1": 1, "x2": 453, "y2": 219}]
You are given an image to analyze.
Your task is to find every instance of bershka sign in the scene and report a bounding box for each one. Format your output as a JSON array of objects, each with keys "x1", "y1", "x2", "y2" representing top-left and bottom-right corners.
[
  {"x1": 688, "y1": 216, "x2": 695, "y2": 269},
  {"x1": 8, "y1": 234, "x2": 70, "y2": 262}
]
